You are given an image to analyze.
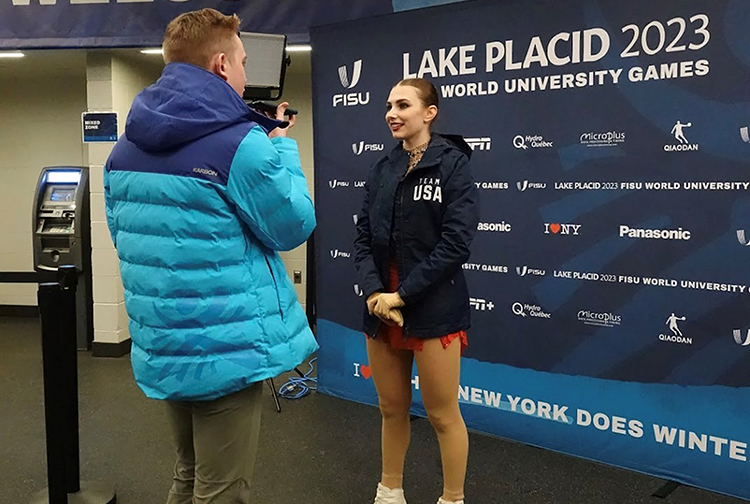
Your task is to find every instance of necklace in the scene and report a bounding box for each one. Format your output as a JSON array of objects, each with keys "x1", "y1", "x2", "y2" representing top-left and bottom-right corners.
[{"x1": 406, "y1": 139, "x2": 430, "y2": 171}]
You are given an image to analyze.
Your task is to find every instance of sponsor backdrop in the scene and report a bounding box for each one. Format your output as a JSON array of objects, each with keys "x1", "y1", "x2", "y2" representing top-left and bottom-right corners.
[{"x1": 311, "y1": 0, "x2": 750, "y2": 499}]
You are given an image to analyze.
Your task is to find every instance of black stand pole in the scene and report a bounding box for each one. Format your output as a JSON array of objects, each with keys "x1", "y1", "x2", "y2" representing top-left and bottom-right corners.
[{"x1": 31, "y1": 265, "x2": 116, "y2": 504}]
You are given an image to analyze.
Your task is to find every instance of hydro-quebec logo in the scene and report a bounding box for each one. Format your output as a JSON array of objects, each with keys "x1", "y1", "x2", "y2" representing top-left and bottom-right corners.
[
  {"x1": 329, "y1": 179, "x2": 349, "y2": 189},
  {"x1": 516, "y1": 266, "x2": 545, "y2": 277},
  {"x1": 478, "y1": 221, "x2": 512, "y2": 232},
  {"x1": 352, "y1": 141, "x2": 385, "y2": 156},
  {"x1": 512, "y1": 302, "x2": 551, "y2": 319},
  {"x1": 544, "y1": 223, "x2": 581, "y2": 235},
  {"x1": 619, "y1": 225, "x2": 691, "y2": 241},
  {"x1": 513, "y1": 135, "x2": 553, "y2": 150},
  {"x1": 578, "y1": 310, "x2": 622, "y2": 328},
  {"x1": 470, "y1": 297, "x2": 495, "y2": 311},
  {"x1": 330, "y1": 249, "x2": 351, "y2": 259},
  {"x1": 517, "y1": 180, "x2": 546, "y2": 191},
  {"x1": 733, "y1": 329, "x2": 750, "y2": 346},
  {"x1": 741, "y1": 127, "x2": 750, "y2": 144},
  {"x1": 580, "y1": 131, "x2": 625, "y2": 148},
  {"x1": 664, "y1": 120, "x2": 698, "y2": 152},
  {"x1": 334, "y1": 60, "x2": 370, "y2": 107},
  {"x1": 660, "y1": 312, "x2": 691, "y2": 345},
  {"x1": 465, "y1": 137, "x2": 492, "y2": 151}
]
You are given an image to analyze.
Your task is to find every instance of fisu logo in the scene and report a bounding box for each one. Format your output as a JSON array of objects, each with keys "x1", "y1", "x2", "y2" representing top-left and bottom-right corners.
[
  {"x1": 354, "y1": 284, "x2": 364, "y2": 297},
  {"x1": 733, "y1": 329, "x2": 750, "y2": 346},
  {"x1": 334, "y1": 60, "x2": 370, "y2": 107},
  {"x1": 352, "y1": 141, "x2": 384, "y2": 156},
  {"x1": 329, "y1": 179, "x2": 349, "y2": 189},
  {"x1": 330, "y1": 249, "x2": 351, "y2": 259},
  {"x1": 737, "y1": 230, "x2": 750, "y2": 246},
  {"x1": 338, "y1": 60, "x2": 362, "y2": 89}
]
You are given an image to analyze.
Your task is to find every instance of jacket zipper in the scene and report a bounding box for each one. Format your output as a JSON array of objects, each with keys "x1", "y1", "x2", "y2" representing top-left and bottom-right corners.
[
  {"x1": 264, "y1": 256, "x2": 284, "y2": 319},
  {"x1": 399, "y1": 166, "x2": 409, "y2": 337}
]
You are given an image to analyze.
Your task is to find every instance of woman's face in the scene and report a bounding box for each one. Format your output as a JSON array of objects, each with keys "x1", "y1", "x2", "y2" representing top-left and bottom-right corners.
[{"x1": 385, "y1": 85, "x2": 436, "y2": 141}]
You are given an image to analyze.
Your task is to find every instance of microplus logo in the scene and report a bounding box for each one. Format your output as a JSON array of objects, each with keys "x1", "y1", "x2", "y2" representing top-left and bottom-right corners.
[
  {"x1": 334, "y1": 60, "x2": 370, "y2": 107},
  {"x1": 352, "y1": 141, "x2": 384, "y2": 155},
  {"x1": 465, "y1": 137, "x2": 492, "y2": 151},
  {"x1": 580, "y1": 131, "x2": 625, "y2": 148},
  {"x1": 619, "y1": 225, "x2": 691, "y2": 240}
]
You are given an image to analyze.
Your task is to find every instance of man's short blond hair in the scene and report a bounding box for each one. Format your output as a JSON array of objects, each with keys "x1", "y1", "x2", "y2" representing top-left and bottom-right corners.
[{"x1": 163, "y1": 8, "x2": 241, "y2": 69}]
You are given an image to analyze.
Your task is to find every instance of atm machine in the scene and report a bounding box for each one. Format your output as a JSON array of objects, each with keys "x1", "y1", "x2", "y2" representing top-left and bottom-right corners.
[{"x1": 32, "y1": 167, "x2": 93, "y2": 350}]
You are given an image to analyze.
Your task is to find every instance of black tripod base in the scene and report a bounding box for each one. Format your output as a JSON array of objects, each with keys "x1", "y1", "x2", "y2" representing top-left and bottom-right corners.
[{"x1": 31, "y1": 481, "x2": 116, "y2": 504}]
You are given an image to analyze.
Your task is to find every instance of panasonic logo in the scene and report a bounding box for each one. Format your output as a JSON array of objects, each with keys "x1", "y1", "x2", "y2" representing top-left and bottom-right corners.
[{"x1": 619, "y1": 225, "x2": 691, "y2": 240}]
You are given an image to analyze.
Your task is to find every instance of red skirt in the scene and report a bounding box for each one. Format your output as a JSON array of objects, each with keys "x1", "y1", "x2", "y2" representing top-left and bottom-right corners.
[{"x1": 366, "y1": 260, "x2": 468, "y2": 354}]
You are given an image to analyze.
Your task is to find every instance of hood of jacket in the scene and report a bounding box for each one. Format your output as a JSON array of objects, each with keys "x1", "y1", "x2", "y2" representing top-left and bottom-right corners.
[{"x1": 125, "y1": 62, "x2": 282, "y2": 153}]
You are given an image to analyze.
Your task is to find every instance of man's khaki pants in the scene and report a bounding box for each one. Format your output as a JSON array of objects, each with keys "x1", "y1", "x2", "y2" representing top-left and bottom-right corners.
[{"x1": 164, "y1": 382, "x2": 263, "y2": 504}]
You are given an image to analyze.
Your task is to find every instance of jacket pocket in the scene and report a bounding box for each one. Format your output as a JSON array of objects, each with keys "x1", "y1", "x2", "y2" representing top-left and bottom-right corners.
[{"x1": 264, "y1": 256, "x2": 285, "y2": 320}]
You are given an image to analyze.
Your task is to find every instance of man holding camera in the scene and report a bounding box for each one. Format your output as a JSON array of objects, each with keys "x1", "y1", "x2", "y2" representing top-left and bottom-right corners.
[{"x1": 104, "y1": 8, "x2": 317, "y2": 503}]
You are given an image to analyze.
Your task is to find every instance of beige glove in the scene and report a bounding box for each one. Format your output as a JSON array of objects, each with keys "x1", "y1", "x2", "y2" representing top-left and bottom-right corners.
[
  {"x1": 367, "y1": 292, "x2": 405, "y2": 327},
  {"x1": 373, "y1": 292, "x2": 405, "y2": 328}
]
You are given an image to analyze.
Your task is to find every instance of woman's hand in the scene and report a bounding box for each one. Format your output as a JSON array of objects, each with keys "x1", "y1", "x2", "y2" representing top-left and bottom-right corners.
[{"x1": 373, "y1": 293, "x2": 405, "y2": 326}]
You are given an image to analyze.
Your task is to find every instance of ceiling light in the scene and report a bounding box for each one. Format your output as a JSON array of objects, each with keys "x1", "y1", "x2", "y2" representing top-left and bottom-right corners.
[{"x1": 286, "y1": 45, "x2": 312, "y2": 52}]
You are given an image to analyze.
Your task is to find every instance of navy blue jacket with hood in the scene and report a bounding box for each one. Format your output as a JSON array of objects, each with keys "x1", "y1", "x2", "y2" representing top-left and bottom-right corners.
[{"x1": 354, "y1": 134, "x2": 480, "y2": 339}]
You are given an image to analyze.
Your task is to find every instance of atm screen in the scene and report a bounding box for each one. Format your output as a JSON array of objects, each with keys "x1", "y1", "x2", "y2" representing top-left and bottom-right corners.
[{"x1": 50, "y1": 188, "x2": 76, "y2": 202}]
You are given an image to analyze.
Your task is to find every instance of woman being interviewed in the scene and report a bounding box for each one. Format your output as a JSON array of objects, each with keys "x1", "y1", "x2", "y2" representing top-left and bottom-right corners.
[{"x1": 354, "y1": 78, "x2": 479, "y2": 504}]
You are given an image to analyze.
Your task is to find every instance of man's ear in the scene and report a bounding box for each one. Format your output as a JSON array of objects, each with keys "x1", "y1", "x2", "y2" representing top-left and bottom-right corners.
[{"x1": 209, "y1": 52, "x2": 229, "y2": 82}]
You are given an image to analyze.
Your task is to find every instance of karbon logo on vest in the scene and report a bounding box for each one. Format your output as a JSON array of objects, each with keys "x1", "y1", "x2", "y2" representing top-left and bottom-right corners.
[
  {"x1": 334, "y1": 60, "x2": 369, "y2": 107},
  {"x1": 352, "y1": 141, "x2": 384, "y2": 156}
]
